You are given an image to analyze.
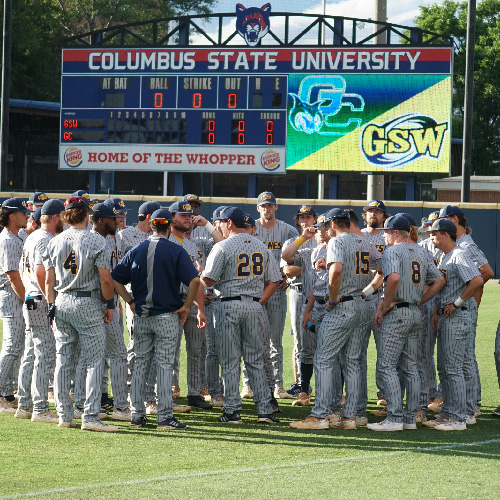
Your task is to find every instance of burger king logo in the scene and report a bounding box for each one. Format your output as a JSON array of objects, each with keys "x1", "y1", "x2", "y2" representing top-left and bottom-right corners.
[
  {"x1": 64, "y1": 147, "x2": 83, "y2": 168},
  {"x1": 261, "y1": 150, "x2": 281, "y2": 172}
]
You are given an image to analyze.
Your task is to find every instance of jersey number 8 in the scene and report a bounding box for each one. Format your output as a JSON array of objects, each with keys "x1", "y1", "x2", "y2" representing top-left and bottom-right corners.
[{"x1": 237, "y1": 252, "x2": 264, "y2": 277}]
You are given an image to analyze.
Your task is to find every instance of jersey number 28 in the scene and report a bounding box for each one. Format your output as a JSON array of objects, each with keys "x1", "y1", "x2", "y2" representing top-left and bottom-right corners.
[{"x1": 237, "y1": 252, "x2": 264, "y2": 277}]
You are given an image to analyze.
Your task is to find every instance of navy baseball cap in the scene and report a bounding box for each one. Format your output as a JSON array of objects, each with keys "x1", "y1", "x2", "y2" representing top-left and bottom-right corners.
[
  {"x1": 426, "y1": 219, "x2": 457, "y2": 234},
  {"x1": 213, "y1": 206, "x2": 229, "y2": 221},
  {"x1": 138, "y1": 201, "x2": 161, "y2": 216},
  {"x1": 183, "y1": 194, "x2": 203, "y2": 205},
  {"x1": 151, "y1": 209, "x2": 172, "y2": 224},
  {"x1": 381, "y1": 215, "x2": 410, "y2": 232},
  {"x1": 104, "y1": 197, "x2": 129, "y2": 212},
  {"x1": 244, "y1": 214, "x2": 256, "y2": 226},
  {"x1": 169, "y1": 201, "x2": 194, "y2": 214},
  {"x1": 72, "y1": 190, "x2": 89, "y2": 199},
  {"x1": 296, "y1": 204, "x2": 316, "y2": 215},
  {"x1": 31, "y1": 207, "x2": 42, "y2": 225},
  {"x1": 423, "y1": 210, "x2": 439, "y2": 225},
  {"x1": 28, "y1": 192, "x2": 48, "y2": 205},
  {"x1": 399, "y1": 212, "x2": 417, "y2": 227},
  {"x1": 89, "y1": 198, "x2": 101, "y2": 209},
  {"x1": 324, "y1": 208, "x2": 350, "y2": 222},
  {"x1": 313, "y1": 213, "x2": 327, "y2": 229},
  {"x1": 1, "y1": 198, "x2": 29, "y2": 213},
  {"x1": 219, "y1": 206, "x2": 246, "y2": 222},
  {"x1": 64, "y1": 197, "x2": 88, "y2": 210},
  {"x1": 363, "y1": 200, "x2": 387, "y2": 212},
  {"x1": 257, "y1": 191, "x2": 277, "y2": 205},
  {"x1": 41, "y1": 199, "x2": 65, "y2": 216},
  {"x1": 91, "y1": 203, "x2": 119, "y2": 218},
  {"x1": 438, "y1": 205, "x2": 465, "y2": 218}
]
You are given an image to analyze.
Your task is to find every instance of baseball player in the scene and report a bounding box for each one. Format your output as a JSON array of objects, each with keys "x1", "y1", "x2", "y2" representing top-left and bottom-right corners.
[
  {"x1": 361, "y1": 200, "x2": 389, "y2": 406},
  {"x1": 201, "y1": 206, "x2": 281, "y2": 424},
  {"x1": 27, "y1": 192, "x2": 48, "y2": 212},
  {"x1": 72, "y1": 203, "x2": 130, "y2": 421},
  {"x1": 366, "y1": 215, "x2": 445, "y2": 431},
  {"x1": 182, "y1": 194, "x2": 206, "y2": 240},
  {"x1": 439, "y1": 205, "x2": 493, "y2": 419},
  {"x1": 167, "y1": 201, "x2": 208, "y2": 409},
  {"x1": 112, "y1": 208, "x2": 201, "y2": 430},
  {"x1": 43, "y1": 196, "x2": 117, "y2": 432},
  {"x1": 15, "y1": 199, "x2": 65, "y2": 424},
  {"x1": 104, "y1": 197, "x2": 128, "y2": 231},
  {"x1": 290, "y1": 208, "x2": 381, "y2": 430},
  {"x1": 423, "y1": 219, "x2": 483, "y2": 431},
  {"x1": 0, "y1": 198, "x2": 30, "y2": 413},
  {"x1": 253, "y1": 191, "x2": 298, "y2": 400}
]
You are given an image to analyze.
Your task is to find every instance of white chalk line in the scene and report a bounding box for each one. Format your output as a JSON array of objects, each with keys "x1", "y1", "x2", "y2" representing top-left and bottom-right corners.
[{"x1": 2, "y1": 438, "x2": 499, "y2": 499}]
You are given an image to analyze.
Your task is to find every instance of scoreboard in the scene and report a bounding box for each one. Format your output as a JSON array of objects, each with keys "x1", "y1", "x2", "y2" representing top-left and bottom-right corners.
[{"x1": 60, "y1": 47, "x2": 453, "y2": 174}]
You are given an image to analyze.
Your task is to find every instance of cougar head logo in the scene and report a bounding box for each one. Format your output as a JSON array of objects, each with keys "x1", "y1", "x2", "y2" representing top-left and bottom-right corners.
[{"x1": 236, "y1": 3, "x2": 271, "y2": 47}]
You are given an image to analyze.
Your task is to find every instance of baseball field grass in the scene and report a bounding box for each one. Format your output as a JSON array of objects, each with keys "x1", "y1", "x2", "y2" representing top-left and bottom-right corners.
[{"x1": 1, "y1": 283, "x2": 500, "y2": 499}]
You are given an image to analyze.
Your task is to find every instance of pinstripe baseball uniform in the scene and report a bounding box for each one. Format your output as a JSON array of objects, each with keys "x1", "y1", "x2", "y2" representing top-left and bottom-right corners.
[
  {"x1": 436, "y1": 247, "x2": 480, "y2": 423},
  {"x1": 254, "y1": 220, "x2": 298, "y2": 389},
  {"x1": 310, "y1": 233, "x2": 381, "y2": 420},
  {"x1": 457, "y1": 233, "x2": 488, "y2": 409},
  {"x1": 73, "y1": 233, "x2": 128, "y2": 411},
  {"x1": 43, "y1": 228, "x2": 111, "y2": 424},
  {"x1": 378, "y1": 242, "x2": 442, "y2": 424},
  {"x1": 361, "y1": 228, "x2": 385, "y2": 397},
  {"x1": 203, "y1": 233, "x2": 279, "y2": 415},
  {"x1": 17, "y1": 229, "x2": 55, "y2": 414},
  {"x1": 112, "y1": 234, "x2": 199, "y2": 423},
  {"x1": 117, "y1": 226, "x2": 152, "y2": 387},
  {"x1": 0, "y1": 229, "x2": 26, "y2": 398}
]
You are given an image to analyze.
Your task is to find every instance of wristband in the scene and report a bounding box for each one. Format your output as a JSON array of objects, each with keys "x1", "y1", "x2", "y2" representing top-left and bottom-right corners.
[
  {"x1": 294, "y1": 235, "x2": 308, "y2": 247},
  {"x1": 106, "y1": 298, "x2": 115, "y2": 309},
  {"x1": 362, "y1": 285, "x2": 375, "y2": 297},
  {"x1": 127, "y1": 298, "x2": 134, "y2": 305},
  {"x1": 204, "y1": 221, "x2": 216, "y2": 235},
  {"x1": 453, "y1": 296, "x2": 464, "y2": 308},
  {"x1": 327, "y1": 299, "x2": 337, "y2": 306}
]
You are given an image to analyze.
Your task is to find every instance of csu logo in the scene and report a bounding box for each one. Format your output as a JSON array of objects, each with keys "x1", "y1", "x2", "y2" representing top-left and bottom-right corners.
[
  {"x1": 236, "y1": 3, "x2": 271, "y2": 47},
  {"x1": 361, "y1": 114, "x2": 449, "y2": 168},
  {"x1": 288, "y1": 76, "x2": 364, "y2": 136}
]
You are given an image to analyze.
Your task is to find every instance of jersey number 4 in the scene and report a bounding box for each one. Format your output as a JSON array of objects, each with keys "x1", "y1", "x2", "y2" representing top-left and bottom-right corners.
[
  {"x1": 237, "y1": 252, "x2": 264, "y2": 277},
  {"x1": 63, "y1": 250, "x2": 78, "y2": 275}
]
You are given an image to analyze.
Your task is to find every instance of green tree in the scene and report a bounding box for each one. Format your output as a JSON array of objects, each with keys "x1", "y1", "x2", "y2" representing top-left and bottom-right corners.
[{"x1": 416, "y1": 0, "x2": 500, "y2": 175}]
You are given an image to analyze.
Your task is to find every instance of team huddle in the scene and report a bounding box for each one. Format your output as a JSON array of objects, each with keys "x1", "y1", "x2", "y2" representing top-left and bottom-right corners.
[{"x1": 0, "y1": 190, "x2": 498, "y2": 432}]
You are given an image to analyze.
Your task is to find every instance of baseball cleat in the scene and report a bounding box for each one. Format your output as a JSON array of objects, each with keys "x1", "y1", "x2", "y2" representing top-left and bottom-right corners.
[
  {"x1": 403, "y1": 422, "x2": 417, "y2": 430},
  {"x1": 200, "y1": 388, "x2": 210, "y2": 401},
  {"x1": 74, "y1": 406, "x2": 108, "y2": 420},
  {"x1": 340, "y1": 417, "x2": 357, "y2": 430},
  {"x1": 366, "y1": 419, "x2": 403, "y2": 431},
  {"x1": 289, "y1": 416, "x2": 329, "y2": 430},
  {"x1": 130, "y1": 416, "x2": 147, "y2": 428},
  {"x1": 0, "y1": 397, "x2": 16, "y2": 413},
  {"x1": 434, "y1": 419, "x2": 466, "y2": 431},
  {"x1": 172, "y1": 386, "x2": 181, "y2": 399},
  {"x1": 100, "y1": 398, "x2": 114, "y2": 413},
  {"x1": 370, "y1": 409, "x2": 387, "y2": 417},
  {"x1": 156, "y1": 417, "x2": 186, "y2": 431},
  {"x1": 145, "y1": 402, "x2": 158, "y2": 415},
  {"x1": 274, "y1": 386, "x2": 293, "y2": 399},
  {"x1": 474, "y1": 405, "x2": 481, "y2": 417},
  {"x1": 356, "y1": 415, "x2": 368, "y2": 426},
  {"x1": 422, "y1": 415, "x2": 448, "y2": 428},
  {"x1": 14, "y1": 406, "x2": 32, "y2": 419},
  {"x1": 173, "y1": 402, "x2": 192, "y2": 413},
  {"x1": 31, "y1": 410, "x2": 59, "y2": 424},
  {"x1": 328, "y1": 411, "x2": 342, "y2": 428},
  {"x1": 270, "y1": 397, "x2": 282, "y2": 413},
  {"x1": 187, "y1": 395, "x2": 213, "y2": 409},
  {"x1": 292, "y1": 392, "x2": 311, "y2": 406},
  {"x1": 492, "y1": 405, "x2": 500, "y2": 417},
  {"x1": 465, "y1": 415, "x2": 476, "y2": 425},
  {"x1": 376, "y1": 397, "x2": 387, "y2": 406},
  {"x1": 111, "y1": 407, "x2": 132, "y2": 421},
  {"x1": 257, "y1": 414, "x2": 280, "y2": 424},
  {"x1": 217, "y1": 412, "x2": 243, "y2": 424},
  {"x1": 428, "y1": 397, "x2": 443, "y2": 413},
  {"x1": 416, "y1": 409, "x2": 428, "y2": 423},
  {"x1": 240, "y1": 386, "x2": 253, "y2": 399},
  {"x1": 286, "y1": 383, "x2": 301, "y2": 397},
  {"x1": 58, "y1": 419, "x2": 77, "y2": 428},
  {"x1": 81, "y1": 420, "x2": 119, "y2": 432},
  {"x1": 210, "y1": 396, "x2": 223, "y2": 407}
]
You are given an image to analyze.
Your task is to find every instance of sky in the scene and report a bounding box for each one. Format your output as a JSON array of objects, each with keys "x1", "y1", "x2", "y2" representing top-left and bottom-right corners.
[{"x1": 190, "y1": 0, "x2": 447, "y2": 44}]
